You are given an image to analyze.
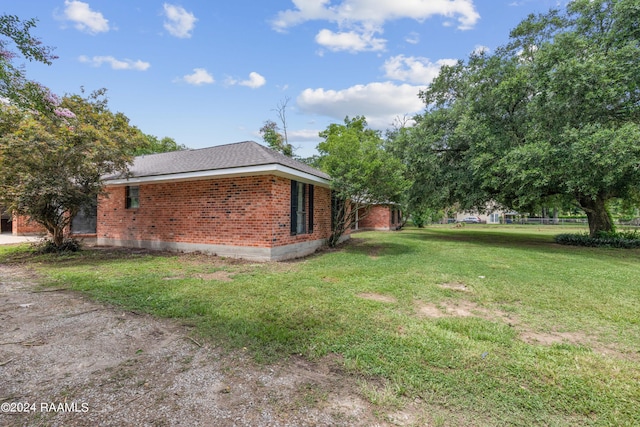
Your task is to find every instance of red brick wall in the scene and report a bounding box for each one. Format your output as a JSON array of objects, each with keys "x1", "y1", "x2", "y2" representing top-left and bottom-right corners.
[
  {"x1": 12, "y1": 215, "x2": 47, "y2": 236},
  {"x1": 97, "y1": 175, "x2": 332, "y2": 248},
  {"x1": 357, "y1": 205, "x2": 401, "y2": 231},
  {"x1": 267, "y1": 177, "x2": 333, "y2": 247}
]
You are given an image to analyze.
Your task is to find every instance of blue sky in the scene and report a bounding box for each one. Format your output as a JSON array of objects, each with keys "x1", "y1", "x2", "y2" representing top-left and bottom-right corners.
[{"x1": 4, "y1": 0, "x2": 566, "y2": 157}]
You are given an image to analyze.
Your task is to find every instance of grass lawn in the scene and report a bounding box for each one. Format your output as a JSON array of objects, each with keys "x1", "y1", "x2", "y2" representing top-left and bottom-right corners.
[{"x1": 2, "y1": 225, "x2": 639, "y2": 426}]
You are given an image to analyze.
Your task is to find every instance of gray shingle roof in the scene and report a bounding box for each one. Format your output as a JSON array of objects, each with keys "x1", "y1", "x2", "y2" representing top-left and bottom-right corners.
[{"x1": 110, "y1": 141, "x2": 329, "y2": 180}]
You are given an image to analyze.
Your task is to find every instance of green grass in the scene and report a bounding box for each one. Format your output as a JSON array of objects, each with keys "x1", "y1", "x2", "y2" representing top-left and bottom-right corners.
[{"x1": 2, "y1": 225, "x2": 639, "y2": 426}]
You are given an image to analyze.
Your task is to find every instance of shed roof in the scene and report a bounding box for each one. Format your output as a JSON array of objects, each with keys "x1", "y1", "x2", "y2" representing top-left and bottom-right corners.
[{"x1": 105, "y1": 141, "x2": 330, "y2": 185}]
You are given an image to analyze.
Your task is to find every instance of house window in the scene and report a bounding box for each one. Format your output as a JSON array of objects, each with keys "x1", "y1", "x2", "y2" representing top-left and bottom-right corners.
[
  {"x1": 296, "y1": 181, "x2": 306, "y2": 234},
  {"x1": 291, "y1": 180, "x2": 314, "y2": 235},
  {"x1": 126, "y1": 186, "x2": 139, "y2": 209},
  {"x1": 71, "y1": 198, "x2": 97, "y2": 234}
]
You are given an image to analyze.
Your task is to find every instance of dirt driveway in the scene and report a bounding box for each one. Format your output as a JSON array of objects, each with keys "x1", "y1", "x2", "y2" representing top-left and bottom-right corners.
[{"x1": 0, "y1": 262, "x2": 402, "y2": 427}]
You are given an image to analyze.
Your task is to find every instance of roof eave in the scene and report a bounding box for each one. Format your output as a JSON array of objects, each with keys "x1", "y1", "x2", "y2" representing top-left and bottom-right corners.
[{"x1": 103, "y1": 163, "x2": 331, "y2": 187}]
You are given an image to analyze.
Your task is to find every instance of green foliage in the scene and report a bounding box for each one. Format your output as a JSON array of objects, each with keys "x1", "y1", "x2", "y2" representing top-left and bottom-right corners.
[
  {"x1": 317, "y1": 116, "x2": 409, "y2": 246},
  {"x1": 0, "y1": 89, "x2": 146, "y2": 247},
  {"x1": 555, "y1": 230, "x2": 640, "y2": 248},
  {"x1": 394, "y1": 0, "x2": 640, "y2": 237},
  {"x1": 0, "y1": 14, "x2": 58, "y2": 114},
  {"x1": 134, "y1": 134, "x2": 186, "y2": 155},
  {"x1": 259, "y1": 119, "x2": 293, "y2": 157},
  {"x1": 411, "y1": 211, "x2": 428, "y2": 228},
  {"x1": 410, "y1": 208, "x2": 443, "y2": 228},
  {"x1": 609, "y1": 195, "x2": 640, "y2": 222},
  {"x1": 297, "y1": 154, "x2": 321, "y2": 168}
]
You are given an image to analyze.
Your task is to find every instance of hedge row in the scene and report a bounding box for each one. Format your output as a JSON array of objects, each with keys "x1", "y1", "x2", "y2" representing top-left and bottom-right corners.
[{"x1": 554, "y1": 230, "x2": 640, "y2": 248}]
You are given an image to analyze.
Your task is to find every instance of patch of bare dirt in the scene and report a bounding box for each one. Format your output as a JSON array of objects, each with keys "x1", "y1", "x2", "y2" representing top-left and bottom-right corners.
[
  {"x1": 519, "y1": 329, "x2": 637, "y2": 361},
  {"x1": 357, "y1": 293, "x2": 398, "y2": 304},
  {"x1": 415, "y1": 300, "x2": 507, "y2": 320},
  {"x1": 198, "y1": 271, "x2": 234, "y2": 281},
  {"x1": 520, "y1": 330, "x2": 587, "y2": 346},
  {"x1": 415, "y1": 303, "x2": 446, "y2": 318},
  {"x1": 0, "y1": 264, "x2": 397, "y2": 427},
  {"x1": 438, "y1": 282, "x2": 471, "y2": 293},
  {"x1": 414, "y1": 297, "x2": 636, "y2": 362}
]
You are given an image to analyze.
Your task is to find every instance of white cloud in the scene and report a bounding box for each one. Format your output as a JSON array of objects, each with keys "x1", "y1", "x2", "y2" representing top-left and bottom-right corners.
[
  {"x1": 272, "y1": 0, "x2": 480, "y2": 32},
  {"x1": 79, "y1": 55, "x2": 150, "y2": 71},
  {"x1": 297, "y1": 81, "x2": 425, "y2": 129},
  {"x1": 241, "y1": 72, "x2": 266, "y2": 88},
  {"x1": 227, "y1": 72, "x2": 266, "y2": 89},
  {"x1": 180, "y1": 68, "x2": 214, "y2": 85},
  {"x1": 63, "y1": 0, "x2": 109, "y2": 34},
  {"x1": 163, "y1": 3, "x2": 197, "y2": 38},
  {"x1": 288, "y1": 129, "x2": 322, "y2": 141},
  {"x1": 253, "y1": 128, "x2": 320, "y2": 144},
  {"x1": 315, "y1": 29, "x2": 386, "y2": 52},
  {"x1": 405, "y1": 31, "x2": 420, "y2": 45},
  {"x1": 383, "y1": 55, "x2": 457, "y2": 85},
  {"x1": 509, "y1": 0, "x2": 570, "y2": 7},
  {"x1": 272, "y1": 1, "x2": 479, "y2": 54}
]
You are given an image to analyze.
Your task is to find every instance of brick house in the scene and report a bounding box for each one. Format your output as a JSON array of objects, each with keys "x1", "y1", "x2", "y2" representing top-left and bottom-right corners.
[
  {"x1": 97, "y1": 141, "x2": 338, "y2": 261},
  {"x1": 10, "y1": 215, "x2": 46, "y2": 235},
  {"x1": 7, "y1": 209, "x2": 95, "y2": 237},
  {"x1": 2, "y1": 204, "x2": 47, "y2": 236},
  {"x1": 354, "y1": 204, "x2": 402, "y2": 231}
]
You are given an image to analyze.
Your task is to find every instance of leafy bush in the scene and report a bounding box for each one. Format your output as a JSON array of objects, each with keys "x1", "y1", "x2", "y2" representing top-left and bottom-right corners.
[
  {"x1": 411, "y1": 212, "x2": 428, "y2": 228},
  {"x1": 555, "y1": 230, "x2": 640, "y2": 248},
  {"x1": 410, "y1": 208, "x2": 444, "y2": 228},
  {"x1": 33, "y1": 237, "x2": 82, "y2": 253}
]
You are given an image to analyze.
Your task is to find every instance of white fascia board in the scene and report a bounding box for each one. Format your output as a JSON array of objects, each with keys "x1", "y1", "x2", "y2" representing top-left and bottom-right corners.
[{"x1": 104, "y1": 164, "x2": 331, "y2": 187}]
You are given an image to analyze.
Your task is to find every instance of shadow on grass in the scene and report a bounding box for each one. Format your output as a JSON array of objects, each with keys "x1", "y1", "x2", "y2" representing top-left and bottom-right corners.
[
  {"x1": 341, "y1": 238, "x2": 416, "y2": 258},
  {"x1": 0, "y1": 244, "x2": 185, "y2": 270},
  {"x1": 3, "y1": 228, "x2": 638, "y2": 272},
  {"x1": 403, "y1": 228, "x2": 560, "y2": 247},
  {"x1": 399, "y1": 227, "x2": 640, "y2": 261}
]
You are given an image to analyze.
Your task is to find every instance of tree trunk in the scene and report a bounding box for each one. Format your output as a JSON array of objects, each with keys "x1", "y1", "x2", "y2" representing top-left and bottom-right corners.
[
  {"x1": 53, "y1": 227, "x2": 64, "y2": 247},
  {"x1": 44, "y1": 221, "x2": 65, "y2": 248},
  {"x1": 577, "y1": 195, "x2": 614, "y2": 237}
]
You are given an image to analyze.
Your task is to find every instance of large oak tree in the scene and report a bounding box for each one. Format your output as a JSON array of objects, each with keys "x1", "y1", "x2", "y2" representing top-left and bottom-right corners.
[{"x1": 394, "y1": 0, "x2": 640, "y2": 236}]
